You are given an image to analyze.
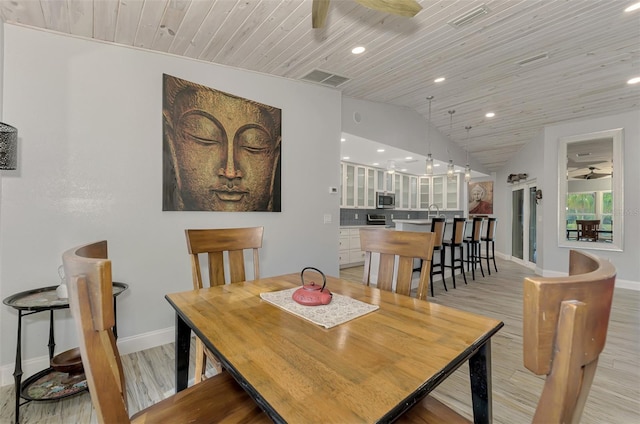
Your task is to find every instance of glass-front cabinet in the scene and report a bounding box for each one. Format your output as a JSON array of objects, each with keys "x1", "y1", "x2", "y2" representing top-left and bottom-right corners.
[
  {"x1": 419, "y1": 177, "x2": 431, "y2": 209},
  {"x1": 340, "y1": 162, "x2": 459, "y2": 210},
  {"x1": 366, "y1": 168, "x2": 376, "y2": 208},
  {"x1": 417, "y1": 174, "x2": 460, "y2": 210},
  {"x1": 446, "y1": 174, "x2": 460, "y2": 209},
  {"x1": 432, "y1": 176, "x2": 444, "y2": 208}
]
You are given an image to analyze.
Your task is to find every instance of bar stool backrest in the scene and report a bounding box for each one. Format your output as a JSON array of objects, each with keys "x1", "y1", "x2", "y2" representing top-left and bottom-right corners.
[
  {"x1": 471, "y1": 217, "x2": 484, "y2": 242},
  {"x1": 484, "y1": 217, "x2": 497, "y2": 240},
  {"x1": 430, "y1": 218, "x2": 446, "y2": 248},
  {"x1": 451, "y1": 218, "x2": 467, "y2": 244}
]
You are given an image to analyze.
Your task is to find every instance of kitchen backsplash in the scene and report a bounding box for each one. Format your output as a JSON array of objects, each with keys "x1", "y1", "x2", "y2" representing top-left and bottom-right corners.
[{"x1": 340, "y1": 209, "x2": 463, "y2": 227}]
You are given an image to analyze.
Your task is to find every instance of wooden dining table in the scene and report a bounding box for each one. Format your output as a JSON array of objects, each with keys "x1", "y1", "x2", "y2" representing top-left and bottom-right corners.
[{"x1": 165, "y1": 273, "x2": 504, "y2": 423}]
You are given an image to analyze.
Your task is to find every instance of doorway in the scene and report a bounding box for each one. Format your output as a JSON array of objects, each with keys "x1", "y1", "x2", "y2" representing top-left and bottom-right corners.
[{"x1": 511, "y1": 181, "x2": 537, "y2": 268}]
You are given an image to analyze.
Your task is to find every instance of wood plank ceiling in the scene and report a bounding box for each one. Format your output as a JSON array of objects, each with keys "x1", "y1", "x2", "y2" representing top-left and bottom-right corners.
[{"x1": 1, "y1": 0, "x2": 639, "y2": 172}]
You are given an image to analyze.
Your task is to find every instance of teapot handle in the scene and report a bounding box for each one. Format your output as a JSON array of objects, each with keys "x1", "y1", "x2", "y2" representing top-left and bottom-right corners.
[{"x1": 300, "y1": 267, "x2": 327, "y2": 292}]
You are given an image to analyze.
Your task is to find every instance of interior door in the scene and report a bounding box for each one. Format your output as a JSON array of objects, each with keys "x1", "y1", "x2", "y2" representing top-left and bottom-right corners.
[{"x1": 511, "y1": 181, "x2": 537, "y2": 268}]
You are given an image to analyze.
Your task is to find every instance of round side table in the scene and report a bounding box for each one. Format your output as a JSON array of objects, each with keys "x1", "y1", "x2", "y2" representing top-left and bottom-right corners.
[{"x1": 3, "y1": 282, "x2": 128, "y2": 424}]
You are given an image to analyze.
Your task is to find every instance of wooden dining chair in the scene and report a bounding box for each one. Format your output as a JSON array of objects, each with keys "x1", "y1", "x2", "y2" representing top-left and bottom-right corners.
[
  {"x1": 399, "y1": 249, "x2": 616, "y2": 423},
  {"x1": 185, "y1": 227, "x2": 263, "y2": 383},
  {"x1": 360, "y1": 228, "x2": 435, "y2": 300},
  {"x1": 576, "y1": 219, "x2": 600, "y2": 241},
  {"x1": 62, "y1": 240, "x2": 268, "y2": 424}
]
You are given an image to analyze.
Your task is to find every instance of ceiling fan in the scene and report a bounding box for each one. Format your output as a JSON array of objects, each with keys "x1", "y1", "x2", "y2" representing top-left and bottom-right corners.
[
  {"x1": 576, "y1": 166, "x2": 611, "y2": 180},
  {"x1": 312, "y1": 0, "x2": 422, "y2": 29}
]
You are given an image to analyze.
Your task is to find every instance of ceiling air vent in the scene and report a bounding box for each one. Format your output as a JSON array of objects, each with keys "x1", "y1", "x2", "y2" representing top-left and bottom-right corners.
[
  {"x1": 301, "y1": 69, "x2": 350, "y2": 87},
  {"x1": 448, "y1": 4, "x2": 490, "y2": 28},
  {"x1": 517, "y1": 52, "x2": 549, "y2": 66}
]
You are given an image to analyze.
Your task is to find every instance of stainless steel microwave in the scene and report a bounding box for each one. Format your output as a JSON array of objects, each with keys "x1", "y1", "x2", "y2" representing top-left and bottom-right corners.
[{"x1": 376, "y1": 192, "x2": 395, "y2": 209}]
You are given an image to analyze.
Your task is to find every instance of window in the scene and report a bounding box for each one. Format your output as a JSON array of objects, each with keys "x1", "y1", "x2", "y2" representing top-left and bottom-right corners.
[
  {"x1": 566, "y1": 192, "x2": 596, "y2": 229},
  {"x1": 601, "y1": 191, "x2": 613, "y2": 230}
]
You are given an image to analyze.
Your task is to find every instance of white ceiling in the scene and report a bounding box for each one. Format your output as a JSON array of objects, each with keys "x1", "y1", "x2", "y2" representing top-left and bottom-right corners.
[
  {"x1": 1, "y1": 0, "x2": 639, "y2": 172},
  {"x1": 341, "y1": 131, "x2": 488, "y2": 177}
]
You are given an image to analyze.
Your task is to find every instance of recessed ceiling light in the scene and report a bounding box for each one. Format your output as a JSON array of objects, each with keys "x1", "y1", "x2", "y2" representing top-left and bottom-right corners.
[
  {"x1": 485, "y1": 112, "x2": 496, "y2": 118},
  {"x1": 625, "y1": 2, "x2": 640, "y2": 12},
  {"x1": 400, "y1": 168, "x2": 408, "y2": 172},
  {"x1": 351, "y1": 46, "x2": 366, "y2": 54},
  {"x1": 373, "y1": 162, "x2": 379, "y2": 166},
  {"x1": 434, "y1": 77, "x2": 445, "y2": 83},
  {"x1": 342, "y1": 156, "x2": 350, "y2": 160},
  {"x1": 377, "y1": 149, "x2": 385, "y2": 152},
  {"x1": 434, "y1": 163, "x2": 440, "y2": 167},
  {"x1": 405, "y1": 156, "x2": 413, "y2": 160},
  {"x1": 341, "y1": 137, "x2": 346, "y2": 142},
  {"x1": 627, "y1": 76, "x2": 640, "y2": 84}
]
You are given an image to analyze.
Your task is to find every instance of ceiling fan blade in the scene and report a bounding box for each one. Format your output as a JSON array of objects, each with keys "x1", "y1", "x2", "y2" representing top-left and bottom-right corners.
[
  {"x1": 312, "y1": 0, "x2": 330, "y2": 29},
  {"x1": 354, "y1": 0, "x2": 422, "y2": 17}
]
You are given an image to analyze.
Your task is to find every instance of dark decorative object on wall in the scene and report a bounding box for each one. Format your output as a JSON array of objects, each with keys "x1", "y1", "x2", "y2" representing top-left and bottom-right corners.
[
  {"x1": 0, "y1": 122, "x2": 18, "y2": 170},
  {"x1": 162, "y1": 74, "x2": 282, "y2": 212},
  {"x1": 507, "y1": 173, "x2": 528, "y2": 183},
  {"x1": 468, "y1": 181, "x2": 494, "y2": 215},
  {"x1": 536, "y1": 189, "x2": 543, "y2": 204}
]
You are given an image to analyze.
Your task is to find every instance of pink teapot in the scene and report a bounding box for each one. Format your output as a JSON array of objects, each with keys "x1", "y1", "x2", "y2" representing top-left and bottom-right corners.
[{"x1": 292, "y1": 267, "x2": 332, "y2": 306}]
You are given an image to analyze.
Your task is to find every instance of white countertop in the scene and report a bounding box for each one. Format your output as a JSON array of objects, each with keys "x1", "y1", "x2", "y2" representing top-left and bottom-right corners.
[{"x1": 392, "y1": 219, "x2": 432, "y2": 224}]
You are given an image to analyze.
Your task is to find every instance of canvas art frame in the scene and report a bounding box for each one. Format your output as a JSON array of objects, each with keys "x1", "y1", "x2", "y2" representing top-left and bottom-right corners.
[
  {"x1": 468, "y1": 181, "x2": 494, "y2": 215},
  {"x1": 162, "y1": 74, "x2": 282, "y2": 212}
]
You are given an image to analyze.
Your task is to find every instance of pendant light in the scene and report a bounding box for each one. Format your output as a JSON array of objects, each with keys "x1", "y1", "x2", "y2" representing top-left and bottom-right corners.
[
  {"x1": 387, "y1": 159, "x2": 396, "y2": 174},
  {"x1": 464, "y1": 126, "x2": 472, "y2": 182},
  {"x1": 425, "y1": 96, "x2": 434, "y2": 176},
  {"x1": 447, "y1": 110, "x2": 455, "y2": 182}
]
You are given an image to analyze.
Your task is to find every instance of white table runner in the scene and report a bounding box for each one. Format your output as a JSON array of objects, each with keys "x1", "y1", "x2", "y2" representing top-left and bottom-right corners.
[{"x1": 260, "y1": 287, "x2": 379, "y2": 329}]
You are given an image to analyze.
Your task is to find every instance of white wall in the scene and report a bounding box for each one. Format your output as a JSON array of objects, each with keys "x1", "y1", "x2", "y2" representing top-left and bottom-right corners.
[
  {"x1": 495, "y1": 130, "x2": 545, "y2": 268},
  {"x1": 0, "y1": 25, "x2": 342, "y2": 376},
  {"x1": 541, "y1": 110, "x2": 640, "y2": 287},
  {"x1": 341, "y1": 96, "x2": 488, "y2": 175},
  {"x1": 497, "y1": 110, "x2": 639, "y2": 287}
]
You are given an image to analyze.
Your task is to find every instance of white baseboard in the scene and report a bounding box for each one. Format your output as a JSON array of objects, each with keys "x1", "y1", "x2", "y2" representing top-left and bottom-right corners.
[
  {"x1": 1, "y1": 326, "x2": 174, "y2": 387},
  {"x1": 540, "y1": 270, "x2": 638, "y2": 290}
]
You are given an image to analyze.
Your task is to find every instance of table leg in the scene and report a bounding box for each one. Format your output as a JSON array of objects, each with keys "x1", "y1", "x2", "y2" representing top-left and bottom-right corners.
[
  {"x1": 175, "y1": 313, "x2": 191, "y2": 392},
  {"x1": 47, "y1": 310, "x2": 55, "y2": 359},
  {"x1": 469, "y1": 340, "x2": 492, "y2": 424},
  {"x1": 13, "y1": 312, "x2": 24, "y2": 424}
]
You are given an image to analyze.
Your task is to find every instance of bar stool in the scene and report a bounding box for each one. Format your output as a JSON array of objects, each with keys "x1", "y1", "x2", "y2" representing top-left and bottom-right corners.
[
  {"x1": 411, "y1": 218, "x2": 447, "y2": 296},
  {"x1": 429, "y1": 218, "x2": 447, "y2": 296},
  {"x1": 464, "y1": 217, "x2": 485, "y2": 280},
  {"x1": 442, "y1": 217, "x2": 467, "y2": 288},
  {"x1": 481, "y1": 217, "x2": 498, "y2": 274}
]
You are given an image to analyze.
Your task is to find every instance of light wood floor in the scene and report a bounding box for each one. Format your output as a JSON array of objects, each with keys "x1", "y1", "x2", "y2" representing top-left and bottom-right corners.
[{"x1": 1, "y1": 258, "x2": 638, "y2": 423}]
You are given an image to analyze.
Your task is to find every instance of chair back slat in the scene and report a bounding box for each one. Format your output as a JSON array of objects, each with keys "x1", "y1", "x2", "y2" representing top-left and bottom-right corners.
[
  {"x1": 185, "y1": 227, "x2": 264, "y2": 289},
  {"x1": 523, "y1": 249, "x2": 616, "y2": 423},
  {"x1": 63, "y1": 241, "x2": 130, "y2": 424},
  {"x1": 360, "y1": 228, "x2": 435, "y2": 300}
]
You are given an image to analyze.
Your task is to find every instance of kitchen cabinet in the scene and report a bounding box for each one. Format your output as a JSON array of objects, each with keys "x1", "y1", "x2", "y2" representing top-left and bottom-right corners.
[
  {"x1": 340, "y1": 163, "x2": 370, "y2": 208},
  {"x1": 419, "y1": 177, "x2": 431, "y2": 209},
  {"x1": 419, "y1": 174, "x2": 460, "y2": 210},
  {"x1": 446, "y1": 174, "x2": 460, "y2": 209},
  {"x1": 341, "y1": 162, "x2": 458, "y2": 210},
  {"x1": 339, "y1": 227, "x2": 365, "y2": 268},
  {"x1": 366, "y1": 168, "x2": 376, "y2": 208}
]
